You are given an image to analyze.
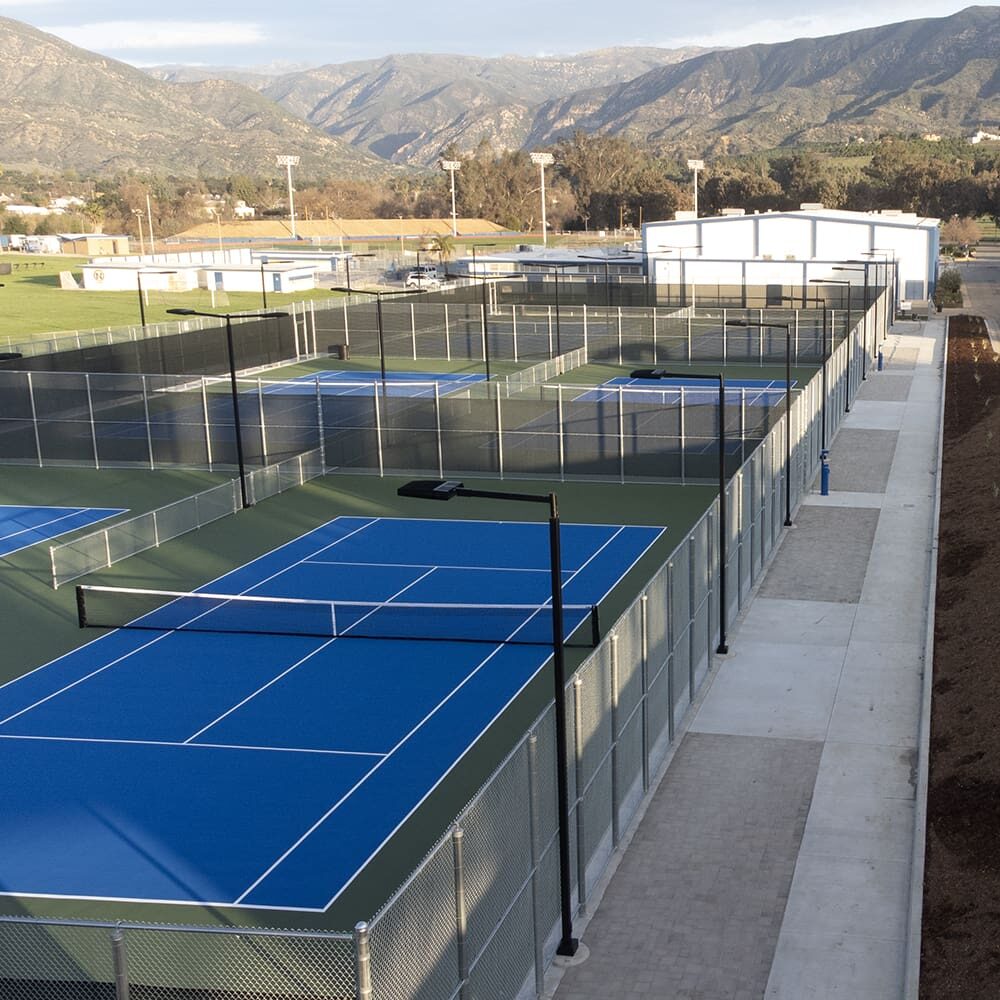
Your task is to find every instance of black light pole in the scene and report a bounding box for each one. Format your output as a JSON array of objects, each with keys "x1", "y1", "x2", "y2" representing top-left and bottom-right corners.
[
  {"x1": 259, "y1": 257, "x2": 296, "y2": 309},
  {"x1": 470, "y1": 243, "x2": 496, "y2": 277},
  {"x1": 167, "y1": 307, "x2": 289, "y2": 509},
  {"x1": 732, "y1": 319, "x2": 793, "y2": 526},
  {"x1": 656, "y1": 244, "x2": 702, "y2": 307},
  {"x1": 396, "y1": 479, "x2": 580, "y2": 959},
  {"x1": 834, "y1": 264, "x2": 869, "y2": 380},
  {"x1": 344, "y1": 252, "x2": 376, "y2": 293},
  {"x1": 532, "y1": 262, "x2": 569, "y2": 356},
  {"x1": 864, "y1": 249, "x2": 894, "y2": 342},
  {"x1": 819, "y1": 278, "x2": 852, "y2": 413},
  {"x1": 445, "y1": 270, "x2": 526, "y2": 381},
  {"x1": 136, "y1": 270, "x2": 175, "y2": 328},
  {"x1": 807, "y1": 281, "x2": 831, "y2": 450},
  {"x1": 629, "y1": 369, "x2": 729, "y2": 653},
  {"x1": 331, "y1": 286, "x2": 421, "y2": 383}
]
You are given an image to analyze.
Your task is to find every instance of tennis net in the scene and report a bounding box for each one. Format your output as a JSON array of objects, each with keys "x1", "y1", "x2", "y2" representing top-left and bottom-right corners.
[{"x1": 76, "y1": 585, "x2": 602, "y2": 647}]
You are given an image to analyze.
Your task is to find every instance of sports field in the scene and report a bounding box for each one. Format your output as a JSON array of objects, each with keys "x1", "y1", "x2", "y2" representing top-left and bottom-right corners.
[{"x1": 1, "y1": 464, "x2": 713, "y2": 927}]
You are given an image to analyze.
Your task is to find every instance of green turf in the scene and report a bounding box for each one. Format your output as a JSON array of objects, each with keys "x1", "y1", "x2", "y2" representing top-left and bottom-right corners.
[
  {"x1": 255, "y1": 354, "x2": 528, "y2": 381},
  {"x1": 0, "y1": 253, "x2": 351, "y2": 345},
  {"x1": 0, "y1": 466, "x2": 712, "y2": 929}
]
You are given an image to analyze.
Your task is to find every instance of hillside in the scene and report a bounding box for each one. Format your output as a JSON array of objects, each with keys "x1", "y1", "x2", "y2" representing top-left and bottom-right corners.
[
  {"x1": 524, "y1": 6, "x2": 1000, "y2": 154},
  {"x1": 0, "y1": 18, "x2": 389, "y2": 178}
]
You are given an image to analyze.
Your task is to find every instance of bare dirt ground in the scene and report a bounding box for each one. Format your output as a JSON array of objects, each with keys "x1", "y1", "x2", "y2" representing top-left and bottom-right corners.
[{"x1": 921, "y1": 310, "x2": 1000, "y2": 996}]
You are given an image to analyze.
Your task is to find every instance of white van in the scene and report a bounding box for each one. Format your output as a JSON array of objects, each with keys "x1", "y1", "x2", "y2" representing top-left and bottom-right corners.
[{"x1": 405, "y1": 265, "x2": 441, "y2": 289}]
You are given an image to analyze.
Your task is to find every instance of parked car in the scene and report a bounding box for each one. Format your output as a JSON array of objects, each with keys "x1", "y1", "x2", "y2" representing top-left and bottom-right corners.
[{"x1": 405, "y1": 265, "x2": 441, "y2": 289}]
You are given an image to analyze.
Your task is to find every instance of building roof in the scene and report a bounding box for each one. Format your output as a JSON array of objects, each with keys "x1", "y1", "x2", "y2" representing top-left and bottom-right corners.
[{"x1": 174, "y1": 218, "x2": 508, "y2": 241}]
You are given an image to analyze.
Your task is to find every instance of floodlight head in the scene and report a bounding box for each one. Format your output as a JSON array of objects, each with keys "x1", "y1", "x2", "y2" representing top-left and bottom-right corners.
[
  {"x1": 440, "y1": 160, "x2": 462, "y2": 171},
  {"x1": 166, "y1": 308, "x2": 196, "y2": 316},
  {"x1": 398, "y1": 479, "x2": 464, "y2": 501},
  {"x1": 276, "y1": 155, "x2": 300, "y2": 167},
  {"x1": 530, "y1": 152, "x2": 554, "y2": 167},
  {"x1": 630, "y1": 369, "x2": 668, "y2": 379},
  {"x1": 687, "y1": 159, "x2": 705, "y2": 170}
]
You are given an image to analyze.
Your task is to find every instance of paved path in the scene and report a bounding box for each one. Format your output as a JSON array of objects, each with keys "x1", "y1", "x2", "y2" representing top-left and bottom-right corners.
[{"x1": 550, "y1": 316, "x2": 944, "y2": 1000}]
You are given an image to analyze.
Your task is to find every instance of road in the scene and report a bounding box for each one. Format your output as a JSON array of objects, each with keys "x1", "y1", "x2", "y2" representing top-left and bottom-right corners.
[{"x1": 953, "y1": 244, "x2": 1000, "y2": 344}]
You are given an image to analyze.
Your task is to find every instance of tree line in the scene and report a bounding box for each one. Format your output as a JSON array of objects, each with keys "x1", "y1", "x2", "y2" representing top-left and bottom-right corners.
[{"x1": 2, "y1": 134, "x2": 999, "y2": 241}]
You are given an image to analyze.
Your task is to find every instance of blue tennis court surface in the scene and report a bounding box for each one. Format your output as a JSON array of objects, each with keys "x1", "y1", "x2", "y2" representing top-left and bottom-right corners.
[
  {"x1": 0, "y1": 515, "x2": 662, "y2": 911},
  {"x1": 264, "y1": 370, "x2": 487, "y2": 398},
  {"x1": 575, "y1": 376, "x2": 795, "y2": 407},
  {"x1": 0, "y1": 505, "x2": 125, "y2": 558}
]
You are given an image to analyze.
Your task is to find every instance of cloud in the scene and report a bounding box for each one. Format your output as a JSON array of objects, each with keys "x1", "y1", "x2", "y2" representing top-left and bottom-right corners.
[
  {"x1": 40, "y1": 21, "x2": 267, "y2": 51},
  {"x1": 663, "y1": 1, "x2": 983, "y2": 48}
]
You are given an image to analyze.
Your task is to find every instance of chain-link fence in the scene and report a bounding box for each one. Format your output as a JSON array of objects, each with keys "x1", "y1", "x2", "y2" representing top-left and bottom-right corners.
[
  {"x1": 1, "y1": 297, "x2": 881, "y2": 1000},
  {"x1": 48, "y1": 448, "x2": 326, "y2": 588}
]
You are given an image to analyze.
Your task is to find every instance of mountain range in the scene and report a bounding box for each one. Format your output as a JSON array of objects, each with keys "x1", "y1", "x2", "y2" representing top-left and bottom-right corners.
[{"x1": 1, "y1": 6, "x2": 998, "y2": 178}]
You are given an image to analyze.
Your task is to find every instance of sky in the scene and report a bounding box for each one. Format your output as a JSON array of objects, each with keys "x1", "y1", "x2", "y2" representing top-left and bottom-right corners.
[{"x1": 1, "y1": 0, "x2": 996, "y2": 69}]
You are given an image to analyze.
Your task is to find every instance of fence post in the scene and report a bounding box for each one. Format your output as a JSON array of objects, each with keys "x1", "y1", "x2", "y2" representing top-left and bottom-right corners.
[
  {"x1": 26, "y1": 372, "x2": 43, "y2": 467},
  {"x1": 434, "y1": 381, "x2": 444, "y2": 478},
  {"x1": 410, "y1": 303, "x2": 417, "y2": 358},
  {"x1": 526, "y1": 731, "x2": 545, "y2": 997},
  {"x1": 444, "y1": 303, "x2": 451, "y2": 360},
  {"x1": 310, "y1": 300, "x2": 318, "y2": 356},
  {"x1": 373, "y1": 388, "x2": 384, "y2": 477},
  {"x1": 557, "y1": 385, "x2": 565, "y2": 481},
  {"x1": 354, "y1": 921, "x2": 373, "y2": 1000},
  {"x1": 315, "y1": 376, "x2": 327, "y2": 470},
  {"x1": 618, "y1": 385, "x2": 625, "y2": 484},
  {"x1": 495, "y1": 390, "x2": 504, "y2": 480},
  {"x1": 201, "y1": 378, "x2": 214, "y2": 468},
  {"x1": 666, "y1": 564, "x2": 676, "y2": 738},
  {"x1": 573, "y1": 674, "x2": 587, "y2": 911},
  {"x1": 110, "y1": 925, "x2": 130, "y2": 1000},
  {"x1": 640, "y1": 593, "x2": 650, "y2": 793},
  {"x1": 610, "y1": 633, "x2": 621, "y2": 845},
  {"x1": 257, "y1": 377, "x2": 268, "y2": 467},
  {"x1": 617, "y1": 308, "x2": 623, "y2": 365},
  {"x1": 686, "y1": 314, "x2": 692, "y2": 363},
  {"x1": 452, "y1": 825, "x2": 469, "y2": 998},
  {"x1": 512, "y1": 304, "x2": 519, "y2": 362},
  {"x1": 85, "y1": 373, "x2": 100, "y2": 470},
  {"x1": 141, "y1": 375, "x2": 155, "y2": 470}
]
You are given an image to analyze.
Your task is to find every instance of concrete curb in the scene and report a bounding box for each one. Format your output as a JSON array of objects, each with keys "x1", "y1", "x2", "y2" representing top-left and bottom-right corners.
[{"x1": 903, "y1": 316, "x2": 947, "y2": 998}]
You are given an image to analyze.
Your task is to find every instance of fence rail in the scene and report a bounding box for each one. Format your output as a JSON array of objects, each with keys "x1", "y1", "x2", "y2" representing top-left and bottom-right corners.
[
  {"x1": 1, "y1": 296, "x2": 884, "y2": 1000},
  {"x1": 49, "y1": 448, "x2": 326, "y2": 588}
]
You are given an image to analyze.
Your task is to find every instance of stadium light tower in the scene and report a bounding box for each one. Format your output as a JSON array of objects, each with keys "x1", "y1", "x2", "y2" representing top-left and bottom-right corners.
[
  {"x1": 530, "y1": 152, "x2": 555, "y2": 246},
  {"x1": 440, "y1": 160, "x2": 461, "y2": 237},
  {"x1": 277, "y1": 155, "x2": 300, "y2": 239},
  {"x1": 687, "y1": 160, "x2": 705, "y2": 217}
]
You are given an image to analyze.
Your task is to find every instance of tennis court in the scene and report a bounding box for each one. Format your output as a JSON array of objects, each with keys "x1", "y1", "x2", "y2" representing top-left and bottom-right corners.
[
  {"x1": 0, "y1": 504, "x2": 124, "y2": 558},
  {"x1": 0, "y1": 513, "x2": 661, "y2": 912},
  {"x1": 574, "y1": 375, "x2": 795, "y2": 407},
  {"x1": 261, "y1": 370, "x2": 488, "y2": 398}
]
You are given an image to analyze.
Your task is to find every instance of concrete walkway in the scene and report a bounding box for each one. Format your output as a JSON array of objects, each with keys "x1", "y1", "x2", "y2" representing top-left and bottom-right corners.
[{"x1": 549, "y1": 317, "x2": 944, "y2": 1000}]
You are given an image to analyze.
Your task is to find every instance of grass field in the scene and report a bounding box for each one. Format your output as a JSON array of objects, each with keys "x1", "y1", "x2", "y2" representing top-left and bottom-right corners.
[
  {"x1": 0, "y1": 253, "x2": 350, "y2": 344},
  {"x1": 1, "y1": 464, "x2": 711, "y2": 929}
]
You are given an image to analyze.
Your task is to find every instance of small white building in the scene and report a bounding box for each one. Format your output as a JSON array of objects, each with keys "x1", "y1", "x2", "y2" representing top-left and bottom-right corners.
[{"x1": 642, "y1": 207, "x2": 941, "y2": 304}]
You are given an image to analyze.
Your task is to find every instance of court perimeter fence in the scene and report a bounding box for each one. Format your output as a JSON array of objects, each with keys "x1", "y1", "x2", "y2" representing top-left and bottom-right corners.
[{"x1": 2, "y1": 297, "x2": 884, "y2": 999}]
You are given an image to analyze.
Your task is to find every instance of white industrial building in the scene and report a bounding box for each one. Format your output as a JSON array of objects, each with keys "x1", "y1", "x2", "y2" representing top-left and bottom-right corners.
[{"x1": 643, "y1": 208, "x2": 941, "y2": 306}]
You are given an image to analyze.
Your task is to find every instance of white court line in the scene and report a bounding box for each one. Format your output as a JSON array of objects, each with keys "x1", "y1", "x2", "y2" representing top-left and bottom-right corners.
[
  {"x1": 0, "y1": 517, "x2": 383, "y2": 724},
  {"x1": 184, "y1": 567, "x2": 436, "y2": 744},
  {"x1": 0, "y1": 733, "x2": 385, "y2": 757},
  {"x1": 0, "y1": 507, "x2": 117, "y2": 547},
  {"x1": 303, "y1": 558, "x2": 555, "y2": 574},
  {"x1": 235, "y1": 522, "x2": 633, "y2": 907}
]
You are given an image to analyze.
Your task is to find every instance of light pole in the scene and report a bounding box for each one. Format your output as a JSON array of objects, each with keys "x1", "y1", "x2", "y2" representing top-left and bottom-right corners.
[
  {"x1": 446, "y1": 268, "x2": 525, "y2": 381},
  {"x1": 578, "y1": 252, "x2": 635, "y2": 313},
  {"x1": 530, "y1": 152, "x2": 555, "y2": 247},
  {"x1": 629, "y1": 369, "x2": 729, "y2": 653},
  {"x1": 815, "y1": 278, "x2": 852, "y2": 412},
  {"x1": 136, "y1": 269, "x2": 175, "y2": 329},
  {"x1": 343, "y1": 252, "x2": 376, "y2": 293},
  {"x1": 167, "y1": 307, "x2": 289, "y2": 509},
  {"x1": 531, "y1": 261, "x2": 570, "y2": 356},
  {"x1": 686, "y1": 160, "x2": 705, "y2": 217},
  {"x1": 834, "y1": 264, "x2": 870, "y2": 380},
  {"x1": 441, "y1": 160, "x2": 461, "y2": 238},
  {"x1": 331, "y1": 287, "x2": 421, "y2": 383},
  {"x1": 132, "y1": 209, "x2": 146, "y2": 257},
  {"x1": 396, "y1": 478, "x2": 579, "y2": 959},
  {"x1": 731, "y1": 319, "x2": 793, "y2": 526},
  {"x1": 209, "y1": 208, "x2": 223, "y2": 253},
  {"x1": 864, "y1": 249, "x2": 895, "y2": 341},
  {"x1": 470, "y1": 243, "x2": 496, "y2": 277},
  {"x1": 277, "y1": 155, "x2": 300, "y2": 239}
]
